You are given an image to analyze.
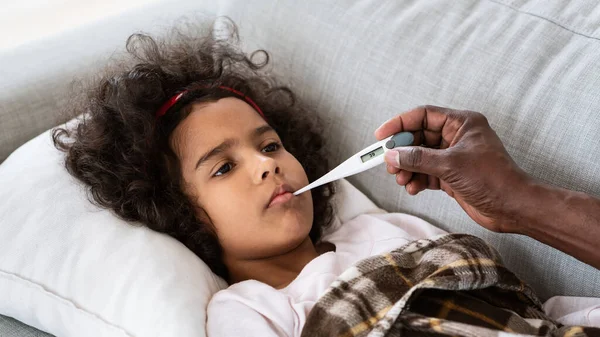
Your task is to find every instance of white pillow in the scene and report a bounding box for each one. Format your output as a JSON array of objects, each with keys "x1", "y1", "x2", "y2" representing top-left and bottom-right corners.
[{"x1": 0, "y1": 122, "x2": 384, "y2": 337}]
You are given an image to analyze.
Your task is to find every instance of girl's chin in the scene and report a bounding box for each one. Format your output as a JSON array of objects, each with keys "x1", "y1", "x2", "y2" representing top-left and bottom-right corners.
[
  {"x1": 272, "y1": 221, "x2": 313, "y2": 250},
  {"x1": 282, "y1": 214, "x2": 312, "y2": 236}
]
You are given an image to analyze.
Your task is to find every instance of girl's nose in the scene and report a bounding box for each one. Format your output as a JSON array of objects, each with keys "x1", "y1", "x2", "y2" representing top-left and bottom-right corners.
[{"x1": 254, "y1": 155, "x2": 280, "y2": 183}]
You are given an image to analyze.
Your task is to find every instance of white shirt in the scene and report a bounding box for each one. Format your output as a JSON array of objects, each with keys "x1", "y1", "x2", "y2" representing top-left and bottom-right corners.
[{"x1": 206, "y1": 213, "x2": 600, "y2": 336}]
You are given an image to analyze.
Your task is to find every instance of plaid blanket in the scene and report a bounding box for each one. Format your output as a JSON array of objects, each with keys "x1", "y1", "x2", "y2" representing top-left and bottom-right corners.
[{"x1": 301, "y1": 234, "x2": 600, "y2": 337}]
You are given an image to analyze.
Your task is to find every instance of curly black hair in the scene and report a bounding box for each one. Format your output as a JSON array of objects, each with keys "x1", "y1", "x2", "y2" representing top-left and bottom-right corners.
[{"x1": 52, "y1": 18, "x2": 335, "y2": 281}]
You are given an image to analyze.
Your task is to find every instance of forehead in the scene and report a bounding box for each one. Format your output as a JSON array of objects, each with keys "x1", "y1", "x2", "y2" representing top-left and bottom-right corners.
[{"x1": 171, "y1": 97, "x2": 268, "y2": 157}]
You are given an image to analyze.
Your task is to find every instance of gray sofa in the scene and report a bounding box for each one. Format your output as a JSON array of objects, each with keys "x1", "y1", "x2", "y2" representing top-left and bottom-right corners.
[{"x1": 1, "y1": 0, "x2": 599, "y2": 335}]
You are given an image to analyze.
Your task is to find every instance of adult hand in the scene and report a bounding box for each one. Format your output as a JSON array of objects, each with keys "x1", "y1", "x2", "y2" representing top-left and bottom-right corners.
[{"x1": 375, "y1": 105, "x2": 533, "y2": 233}]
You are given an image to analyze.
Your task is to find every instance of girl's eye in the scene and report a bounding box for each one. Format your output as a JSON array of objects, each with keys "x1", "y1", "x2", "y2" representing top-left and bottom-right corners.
[
  {"x1": 214, "y1": 163, "x2": 233, "y2": 177},
  {"x1": 262, "y1": 142, "x2": 281, "y2": 153}
]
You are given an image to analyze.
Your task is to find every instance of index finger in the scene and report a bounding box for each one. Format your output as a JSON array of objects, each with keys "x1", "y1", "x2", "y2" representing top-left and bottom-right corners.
[{"x1": 374, "y1": 105, "x2": 457, "y2": 148}]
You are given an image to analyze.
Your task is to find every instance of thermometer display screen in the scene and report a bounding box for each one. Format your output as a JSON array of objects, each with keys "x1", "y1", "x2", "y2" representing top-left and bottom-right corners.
[{"x1": 360, "y1": 146, "x2": 384, "y2": 163}]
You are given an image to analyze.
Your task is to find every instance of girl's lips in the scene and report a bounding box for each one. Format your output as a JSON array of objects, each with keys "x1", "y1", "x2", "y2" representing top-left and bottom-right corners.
[{"x1": 268, "y1": 192, "x2": 293, "y2": 208}]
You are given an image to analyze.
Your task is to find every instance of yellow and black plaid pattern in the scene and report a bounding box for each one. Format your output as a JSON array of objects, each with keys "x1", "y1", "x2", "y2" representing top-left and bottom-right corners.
[{"x1": 301, "y1": 234, "x2": 600, "y2": 337}]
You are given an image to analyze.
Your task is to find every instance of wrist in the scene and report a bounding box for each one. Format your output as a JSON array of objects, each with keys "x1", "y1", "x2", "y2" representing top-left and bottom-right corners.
[
  {"x1": 505, "y1": 178, "x2": 600, "y2": 268},
  {"x1": 503, "y1": 178, "x2": 561, "y2": 235},
  {"x1": 508, "y1": 178, "x2": 585, "y2": 237}
]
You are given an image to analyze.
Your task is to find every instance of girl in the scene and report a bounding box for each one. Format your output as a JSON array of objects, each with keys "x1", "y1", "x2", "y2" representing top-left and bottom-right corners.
[
  {"x1": 53, "y1": 18, "x2": 599, "y2": 337},
  {"x1": 52, "y1": 19, "x2": 337, "y2": 283}
]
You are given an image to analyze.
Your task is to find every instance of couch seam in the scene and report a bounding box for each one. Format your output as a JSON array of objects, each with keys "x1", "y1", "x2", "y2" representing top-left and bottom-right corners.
[
  {"x1": 0, "y1": 269, "x2": 134, "y2": 337},
  {"x1": 485, "y1": 0, "x2": 600, "y2": 41}
]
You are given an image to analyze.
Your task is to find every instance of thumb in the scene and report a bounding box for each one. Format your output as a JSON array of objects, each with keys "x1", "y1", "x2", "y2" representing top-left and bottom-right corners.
[{"x1": 384, "y1": 147, "x2": 446, "y2": 177}]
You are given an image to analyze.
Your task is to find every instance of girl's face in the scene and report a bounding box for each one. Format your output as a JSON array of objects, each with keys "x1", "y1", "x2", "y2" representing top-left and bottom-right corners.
[{"x1": 171, "y1": 97, "x2": 314, "y2": 261}]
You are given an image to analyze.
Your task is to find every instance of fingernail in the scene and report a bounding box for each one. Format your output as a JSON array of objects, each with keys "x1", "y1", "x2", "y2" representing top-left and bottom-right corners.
[{"x1": 385, "y1": 150, "x2": 399, "y2": 166}]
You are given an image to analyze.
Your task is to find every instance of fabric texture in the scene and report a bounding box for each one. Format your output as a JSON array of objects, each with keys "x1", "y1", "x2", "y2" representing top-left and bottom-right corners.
[
  {"x1": 544, "y1": 297, "x2": 600, "y2": 327},
  {"x1": 206, "y1": 212, "x2": 447, "y2": 337},
  {"x1": 0, "y1": 316, "x2": 52, "y2": 337},
  {"x1": 301, "y1": 234, "x2": 600, "y2": 337}
]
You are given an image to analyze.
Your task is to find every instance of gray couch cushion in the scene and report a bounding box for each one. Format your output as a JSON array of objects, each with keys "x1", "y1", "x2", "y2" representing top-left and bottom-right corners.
[
  {"x1": 0, "y1": 315, "x2": 52, "y2": 337},
  {"x1": 2, "y1": 0, "x2": 600, "y2": 335}
]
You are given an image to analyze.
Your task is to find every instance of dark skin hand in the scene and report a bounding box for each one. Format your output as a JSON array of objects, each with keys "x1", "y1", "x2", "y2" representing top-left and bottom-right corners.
[{"x1": 375, "y1": 105, "x2": 600, "y2": 270}]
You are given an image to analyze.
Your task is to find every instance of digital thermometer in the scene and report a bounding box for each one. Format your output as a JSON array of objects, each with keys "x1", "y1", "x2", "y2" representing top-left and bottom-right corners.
[{"x1": 293, "y1": 132, "x2": 414, "y2": 195}]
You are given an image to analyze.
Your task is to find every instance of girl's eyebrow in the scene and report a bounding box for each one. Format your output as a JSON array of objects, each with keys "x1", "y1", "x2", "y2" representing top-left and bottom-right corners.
[
  {"x1": 195, "y1": 139, "x2": 236, "y2": 170},
  {"x1": 194, "y1": 125, "x2": 275, "y2": 170},
  {"x1": 252, "y1": 125, "x2": 275, "y2": 139}
]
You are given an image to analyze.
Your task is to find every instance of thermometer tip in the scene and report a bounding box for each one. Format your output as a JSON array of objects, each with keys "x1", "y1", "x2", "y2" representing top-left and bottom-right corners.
[{"x1": 293, "y1": 189, "x2": 307, "y2": 196}]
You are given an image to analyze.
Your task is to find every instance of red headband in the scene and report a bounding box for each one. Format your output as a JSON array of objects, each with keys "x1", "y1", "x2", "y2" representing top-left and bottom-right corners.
[{"x1": 155, "y1": 86, "x2": 265, "y2": 119}]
